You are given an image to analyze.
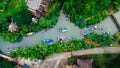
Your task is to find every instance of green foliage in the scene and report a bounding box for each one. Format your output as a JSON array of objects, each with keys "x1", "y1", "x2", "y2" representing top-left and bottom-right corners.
[
  {"x1": 0, "y1": 59, "x2": 17, "y2": 68},
  {"x1": 0, "y1": 0, "x2": 25, "y2": 17},
  {"x1": 0, "y1": 0, "x2": 63, "y2": 42},
  {"x1": 86, "y1": 10, "x2": 109, "y2": 25},
  {"x1": 10, "y1": 43, "x2": 49, "y2": 59},
  {"x1": 114, "y1": 1, "x2": 120, "y2": 10},
  {"x1": 115, "y1": 32, "x2": 120, "y2": 40},
  {"x1": 10, "y1": 39, "x2": 95, "y2": 59},
  {"x1": 38, "y1": 0, "x2": 62, "y2": 28},
  {"x1": 63, "y1": 0, "x2": 112, "y2": 26},
  {"x1": 74, "y1": 16, "x2": 86, "y2": 28},
  {"x1": 0, "y1": 31, "x2": 20, "y2": 42},
  {"x1": 0, "y1": 17, "x2": 9, "y2": 31},
  {"x1": 0, "y1": 0, "x2": 31, "y2": 42},
  {"x1": 12, "y1": 6, "x2": 32, "y2": 25},
  {"x1": 86, "y1": 32, "x2": 114, "y2": 46}
]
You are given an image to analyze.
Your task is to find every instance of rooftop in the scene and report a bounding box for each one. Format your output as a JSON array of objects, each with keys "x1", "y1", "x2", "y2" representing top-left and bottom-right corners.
[{"x1": 26, "y1": 0, "x2": 42, "y2": 10}]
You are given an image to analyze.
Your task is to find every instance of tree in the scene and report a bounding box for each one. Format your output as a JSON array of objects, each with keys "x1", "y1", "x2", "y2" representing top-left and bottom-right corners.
[
  {"x1": 75, "y1": 16, "x2": 86, "y2": 28},
  {"x1": 63, "y1": 0, "x2": 112, "y2": 26},
  {"x1": 13, "y1": 5, "x2": 32, "y2": 25},
  {"x1": 0, "y1": 17, "x2": 9, "y2": 31},
  {"x1": 115, "y1": 32, "x2": 120, "y2": 39},
  {"x1": 0, "y1": 50, "x2": 16, "y2": 68},
  {"x1": 38, "y1": 18, "x2": 46, "y2": 28},
  {"x1": 86, "y1": 32, "x2": 113, "y2": 46}
]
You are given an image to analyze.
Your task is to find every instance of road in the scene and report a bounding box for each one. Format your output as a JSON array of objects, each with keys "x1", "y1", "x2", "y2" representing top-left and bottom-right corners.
[{"x1": 0, "y1": 11, "x2": 119, "y2": 54}]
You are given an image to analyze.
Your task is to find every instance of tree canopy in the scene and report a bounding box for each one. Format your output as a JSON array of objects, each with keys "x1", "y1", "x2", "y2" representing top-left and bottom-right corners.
[{"x1": 12, "y1": 5, "x2": 32, "y2": 25}]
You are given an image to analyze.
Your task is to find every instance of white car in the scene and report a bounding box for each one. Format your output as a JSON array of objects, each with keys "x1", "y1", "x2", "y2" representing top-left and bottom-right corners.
[
  {"x1": 59, "y1": 26, "x2": 67, "y2": 33},
  {"x1": 26, "y1": 32, "x2": 35, "y2": 36}
]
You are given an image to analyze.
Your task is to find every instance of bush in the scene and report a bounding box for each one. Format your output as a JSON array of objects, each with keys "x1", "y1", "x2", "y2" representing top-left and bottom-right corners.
[
  {"x1": 74, "y1": 16, "x2": 86, "y2": 28},
  {"x1": 12, "y1": 6, "x2": 32, "y2": 25},
  {"x1": 86, "y1": 32, "x2": 114, "y2": 46},
  {"x1": 10, "y1": 40, "x2": 94, "y2": 59},
  {"x1": 114, "y1": 32, "x2": 120, "y2": 40},
  {"x1": 63, "y1": 0, "x2": 111, "y2": 26},
  {"x1": 87, "y1": 10, "x2": 108, "y2": 25}
]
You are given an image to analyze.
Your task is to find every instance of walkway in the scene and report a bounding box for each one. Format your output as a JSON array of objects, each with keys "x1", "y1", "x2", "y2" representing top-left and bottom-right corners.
[{"x1": 0, "y1": 11, "x2": 119, "y2": 54}]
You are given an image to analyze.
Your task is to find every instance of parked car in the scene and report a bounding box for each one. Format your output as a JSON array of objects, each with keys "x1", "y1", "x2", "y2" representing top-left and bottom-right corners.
[
  {"x1": 86, "y1": 25, "x2": 93, "y2": 28},
  {"x1": 42, "y1": 39, "x2": 54, "y2": 45},
  {"x1": 94, "y1": 26, "x2": 98, "y2": 29},
  {"x1": 81, "y1": 30, "x2": 88, "y2": 35},
  {"x1": 59, "y1": 26, "x2": 67, "y2": 33},
  {"x1": 42, "y1": 28, "x2": 50, "y2": 32},
  {"x1": 89, "y1": 27, "x2": 95, "y2": 31},
  {"x1": 103, "y1": 32, "x2": 110, "y2": 35},
  {"x1": 26, "y1": 32, "x2": 35, "y2": 36},
  {"x1": 65, "y1": 14, "x2": 69, "y2": 20}
]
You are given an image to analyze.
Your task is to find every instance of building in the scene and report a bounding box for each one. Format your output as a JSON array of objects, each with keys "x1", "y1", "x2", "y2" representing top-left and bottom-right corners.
[
  {"x1": 26, "y1": 0, "x2": 51, "y2": 18},
  {"x1": 73, "y1": 59, "x2": 94, "y2": 68}
]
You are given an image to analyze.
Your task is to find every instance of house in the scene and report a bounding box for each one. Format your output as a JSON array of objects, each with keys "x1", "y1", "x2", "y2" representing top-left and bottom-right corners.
[
  {"x1": 73, "y1": 59, "x2": 94, "y2": 68},
  {"x1": 26, "y1": 0, "x2": 51, "y2": 18}
]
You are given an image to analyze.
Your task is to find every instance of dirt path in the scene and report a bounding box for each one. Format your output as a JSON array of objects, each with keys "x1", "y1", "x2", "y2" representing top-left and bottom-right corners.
[{"x1": 84, "y1": 38, "x2": 99, "y2": 47}]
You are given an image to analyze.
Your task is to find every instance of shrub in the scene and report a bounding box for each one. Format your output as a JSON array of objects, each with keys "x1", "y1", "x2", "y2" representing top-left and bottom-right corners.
[
  {"x1": 86, "y1": 32, "x2": 114, "y2": 46},
  {"x1": 10, "y1": 40, "x2": 93, "y2": 59}
]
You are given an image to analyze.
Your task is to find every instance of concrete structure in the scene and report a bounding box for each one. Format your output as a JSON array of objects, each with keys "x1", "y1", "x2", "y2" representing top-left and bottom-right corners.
[
  {"x1": 26, "y1": 0, "x2": 51, "y2": 18},
  {"x1": 110, "y1": 11, "x2": 120, "y2": 31},
  {"x1": 114, "y1": 11, "x2": 120, "y2": 25}
]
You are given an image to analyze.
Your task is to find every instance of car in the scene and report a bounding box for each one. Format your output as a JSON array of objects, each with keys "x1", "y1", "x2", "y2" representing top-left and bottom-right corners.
[
  {"x1": 26, "y1": 32, "x2": 35, "y2": 36},
  {"x1": 42, "y1": 28, "x2": 50, "y2": 32},
  {"x1": 86, "y1": 25, "x2": 93, "y2": 28},
  {"x1": 59, "y1": 26, "x2": 67, "y2": 32},
  {"x1": 103, "y1": 32, "x2": 110, "y2": 35},
  {"x1": 81, "y1": 30, "x2": 88, "y2": 35},
  {"x1": 42, "y1": 39, "x2": 54, "y2": 45},
  {"x1": 65, "y1": 14, "x2": 69, "y2": 20},
  {"x1": 94, "y1": 26, "x2": 98, "y2": 29},
  {"x1": 89, "y1": 27, "x2": 95, "y2": 31}
]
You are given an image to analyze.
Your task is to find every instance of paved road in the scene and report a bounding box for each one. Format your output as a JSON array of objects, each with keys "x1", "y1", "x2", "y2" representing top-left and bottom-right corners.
[{"x1": 0, "y1": 11, "x2": 119, "y2": 54}]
